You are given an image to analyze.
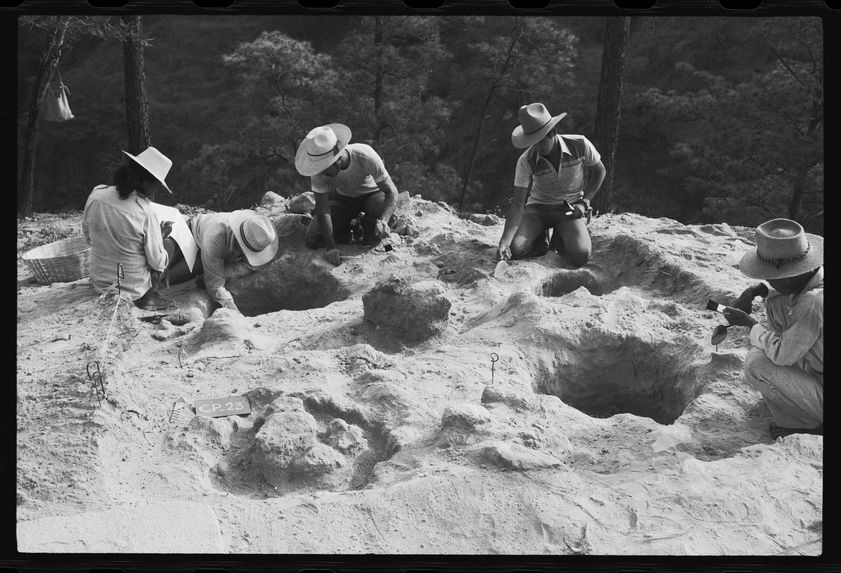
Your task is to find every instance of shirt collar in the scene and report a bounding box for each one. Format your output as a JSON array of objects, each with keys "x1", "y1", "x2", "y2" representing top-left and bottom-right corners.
[
  {"x1": 801, "y1": 266, "x2": 824, "y2": 293},
  {"x1": 780, "y1": 266, "x2": 824, "y2": 304},
  {"x1": 533, "y1": 135, "x2": 570, "y2": 162},
  {"x1": 557, "y1": 135, "x2": 570, "y2": 156}
]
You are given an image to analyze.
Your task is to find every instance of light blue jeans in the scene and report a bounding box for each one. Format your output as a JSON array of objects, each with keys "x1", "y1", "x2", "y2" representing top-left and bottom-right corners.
[{"x1": 744, "y1": 348, "x2": 823, "y2": 429}]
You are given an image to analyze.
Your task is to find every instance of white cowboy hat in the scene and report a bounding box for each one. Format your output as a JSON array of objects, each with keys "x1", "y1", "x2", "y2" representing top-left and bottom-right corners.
[
  {"x1": 229, "y1": 210, "x2": 279, "y2": 268},
  {"x1": 739, "y1": 218, "x2": 823, "y2": 279},
  {"x1": 511, "y1": 103, "x2": 568, "y2": 149},
  {"x1": 295, "y1": 124, "x2": 352, "y2": 177},
  {"x1": 122, "y1": 146, "x2": 174, "y2": 194}
]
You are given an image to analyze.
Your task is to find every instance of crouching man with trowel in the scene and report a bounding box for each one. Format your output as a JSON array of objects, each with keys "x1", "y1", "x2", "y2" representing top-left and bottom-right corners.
[
  {"x1": 722, "y1": 218, "x2": 823, "y2": 439},
  {"x1": 189, "y1": 210, "x2": 279, "y2": 314}
]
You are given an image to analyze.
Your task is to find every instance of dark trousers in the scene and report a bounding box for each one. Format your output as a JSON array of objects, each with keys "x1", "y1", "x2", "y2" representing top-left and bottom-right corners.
[
  {"x1": 304, "y1": 189, "x2": 386, "y2": 248},
  {"x1": 510, "y1": 204, "x2": 591, "y2": 268}
]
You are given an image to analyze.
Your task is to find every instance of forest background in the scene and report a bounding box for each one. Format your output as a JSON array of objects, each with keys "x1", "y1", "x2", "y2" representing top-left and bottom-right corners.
[{"x1": 17, "y1": 15, "x2": 824, "y2": 235}]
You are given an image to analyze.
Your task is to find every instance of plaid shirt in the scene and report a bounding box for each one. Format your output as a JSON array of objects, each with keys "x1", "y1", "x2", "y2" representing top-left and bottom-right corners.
[{"x1": 513, "y1": 134, "x2": 601, "y2": 207}]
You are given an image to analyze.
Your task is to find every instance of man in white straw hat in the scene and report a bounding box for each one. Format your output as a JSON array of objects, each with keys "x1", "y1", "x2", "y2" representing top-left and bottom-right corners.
[
  {"x1": 295, "y1": 123, "x2": 399, "y2": 266},
  {"x1": 497, "y1": 102, "x2": 606, "y2": 268},
  {"x1": 188, "y1": 210, "x2": 279, "y2": 314},
  {"x1": 83, "y1": 146, "x2": 192, "y2": 310},
  {"x1": 722, "y1": 218, "x2": 823, "y2": 439}
]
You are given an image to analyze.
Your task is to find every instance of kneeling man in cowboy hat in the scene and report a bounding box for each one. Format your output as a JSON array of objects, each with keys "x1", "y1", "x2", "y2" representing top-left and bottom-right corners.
[
  {"x1": 189, "y1": 210, "x2": 279, "y2": 314},
  {"x1": 497, "y1": 103, "x2": 606, "y2": 268},
  {"x1": 722, "y1": 219, "x2": 823, "y2": 439},
  {"x1": 295, "y1": 123, "x2": 399, "y2": 266}
]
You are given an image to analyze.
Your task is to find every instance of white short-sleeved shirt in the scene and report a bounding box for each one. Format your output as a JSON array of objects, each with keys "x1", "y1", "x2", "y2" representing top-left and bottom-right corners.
[
  {"x1": 513, "y1": 134, "x2": 601, "y2": 206},
  {"x1": 190, "y1": 212, "x2": 256, "y2": 306},
  {"x1": 82, "y1": 185, "x2": 169, "y2": 300},
  {"x1": 310, "y1": 143, "x2": 389, "y2": 198}
]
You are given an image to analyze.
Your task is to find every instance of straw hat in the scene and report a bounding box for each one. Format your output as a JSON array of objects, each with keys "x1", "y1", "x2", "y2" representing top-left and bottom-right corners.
[
  {"x1": 511, "y1": 103, "x2": 567, "y2": 149},
  {"x1": 739, "y1": 218, "x2": 823, "y2": 279},
  {"x1": 230, "y1": 210, "x2": 279, "y2": 267},
  {"x1": 295, "y1": 124, "x2": 352, "y2": 176},
  {"x1": 122, "y1": 146, "x2": 173, "y2": 194}
]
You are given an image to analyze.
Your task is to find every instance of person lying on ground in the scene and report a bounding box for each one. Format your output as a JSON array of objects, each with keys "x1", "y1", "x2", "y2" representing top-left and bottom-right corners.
[
  {"x1": 295, "y1": 123, "x2": 398, "y2": 266},
  {"x1": 189, "y1": 210, "x2": 278, "y2": 314},
  {"x1": 83, "y1": 146, "x2": 192, "y2": 311},
  {"x1": 497, "y1": 103, "x2": 606, "y2": 268},
  {"x1": 722, "y1": 218, "x2": 823, "y2": 439}
]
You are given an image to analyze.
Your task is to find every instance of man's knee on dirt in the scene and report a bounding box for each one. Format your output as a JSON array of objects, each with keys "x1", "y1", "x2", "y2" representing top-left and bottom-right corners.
[
  {"x1": 509, "y1": 234, "x2": 548, "y2": 260},
  {"x1": 565, "y1": 246, "x2": 590, "y2": 268},
  {"x1": 508, "y1": 235, "x2": 532, "y2": 260}
]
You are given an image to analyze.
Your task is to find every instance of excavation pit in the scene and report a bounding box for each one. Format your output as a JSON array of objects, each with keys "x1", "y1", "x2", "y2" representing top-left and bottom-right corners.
[
  {"x1": 229, "y1": 259, "x2": 351, "y2": 317},
  {"x1": 539, "y1": 269, "x2": 614, "y2": 297},
  {"x1": 537, "y1": 333, "x2": 706, "y2": 425},
  {"x1": 589, "y1": 234, "x2": 714, "y2": 304}
]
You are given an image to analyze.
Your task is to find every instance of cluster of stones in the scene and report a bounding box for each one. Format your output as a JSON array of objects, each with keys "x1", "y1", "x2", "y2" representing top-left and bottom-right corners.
[{"x1": 250, "y1": 396, "x2": 368, "y2": 489}]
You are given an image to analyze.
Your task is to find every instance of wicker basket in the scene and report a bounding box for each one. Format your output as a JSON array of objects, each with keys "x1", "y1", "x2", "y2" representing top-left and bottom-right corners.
[{"x1": 21, "y1": 236, "x2": 91, "y2": 285}]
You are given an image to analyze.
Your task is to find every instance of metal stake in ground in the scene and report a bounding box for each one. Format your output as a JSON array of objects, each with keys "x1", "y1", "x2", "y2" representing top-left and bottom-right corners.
[
  {"x1": 85, "y1": 360, "x2": 106, "y2": 405},
  {"x1": 490, "y1": 352, "x2": 499, "y2": 385}
]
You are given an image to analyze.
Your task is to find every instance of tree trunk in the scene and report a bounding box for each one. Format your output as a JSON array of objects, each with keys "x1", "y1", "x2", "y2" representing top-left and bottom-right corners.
[
  {"x1": 122, "y1": 15, "x2": 151, "y2": 154},
  {"x1": 18, "y1": 18, "x2": 70, "y2": 218},
  {"x1": 592, "y1": 17, "x2": 631, "y2": 216},
  {"x1": 458, "y1": 18, "x2": 522, "y2": 213},
  {"x1": 787, "y1": 169, "x2": 807, "y2": 221},
  {"x1": 371, "y1": 16, "x2": 385, "y2": 148},
  {"x1": 788, "y1": 90, "x2": 822, "y2": 222}
]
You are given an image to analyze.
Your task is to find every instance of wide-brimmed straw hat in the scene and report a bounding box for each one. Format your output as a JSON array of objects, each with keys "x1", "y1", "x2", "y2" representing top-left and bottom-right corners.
[
  {"x1": 739, "y1": 218, "x2": 823, "y2": 279},
  {"x1": 295, "y1": 124, "x2": 352, "y2": 176},
  {"x1": 122, "y1": 146, "x2": 173, "y2": 194},
  {"x1": 511, "y1": 103, "x2": 567, "y2": 149},
  {"x1": 230, "y1": 210, "x2": 279, "y2": 268}
]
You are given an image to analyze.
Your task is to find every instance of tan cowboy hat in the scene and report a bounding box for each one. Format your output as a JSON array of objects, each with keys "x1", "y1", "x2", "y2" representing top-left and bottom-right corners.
[
  {"x1": 230, "y1": 210, "x2": 279, "y2": 268},
  {"x1": 122, "y1": 146, "x2": 173, "y2": 194},
  {"x1": 295, "y1": 124, "x2": 352, "y2": 177},
  {"x1": 511, "y1": 103, "x2": 568, "y2": 149},
  {"x1": 739, "y1": 218, "x2": 823, "y2": 279}
]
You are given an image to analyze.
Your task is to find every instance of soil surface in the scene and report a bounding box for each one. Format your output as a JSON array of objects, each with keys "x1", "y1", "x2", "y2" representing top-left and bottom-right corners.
[{"x1": 16, "y1": 198, "x2": 822, "y2": 555}]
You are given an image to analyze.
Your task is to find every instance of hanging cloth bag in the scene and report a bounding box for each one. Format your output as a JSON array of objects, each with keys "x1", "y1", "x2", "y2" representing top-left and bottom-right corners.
[{"x1": 44, "y1": 68, "x2": 74, "y2": 122}]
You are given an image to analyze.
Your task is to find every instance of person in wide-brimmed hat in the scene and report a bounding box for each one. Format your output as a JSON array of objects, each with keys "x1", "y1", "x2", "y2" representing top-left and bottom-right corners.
[
  {"x1": 295, "y1": 123, "x2": 399, "y2": 266},
  {"x1": 497, "y1": 102, "x2": 606, "y2": 268},
  {"x1": 83, "y1": 146, "x2": 192, "y2": 310},
  {"x1": 188, "y1": 210, "x2": 279, "y2": 314},
  {"x1": 721, "y1": 218, "x2": 824, "y2": 439}
]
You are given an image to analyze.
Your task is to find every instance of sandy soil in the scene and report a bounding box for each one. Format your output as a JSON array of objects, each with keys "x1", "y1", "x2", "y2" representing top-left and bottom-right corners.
[{"x1": 16, "y1": 198, "x2": 822, "y2": 555}]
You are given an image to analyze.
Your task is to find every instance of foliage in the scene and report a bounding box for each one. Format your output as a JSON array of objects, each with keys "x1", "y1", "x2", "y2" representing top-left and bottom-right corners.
[
  {"x1": 617, "y1": 17, "x2": 822, "y2": 233},
  {"x1": 444, "y1": 17, "x2": 579, "y2": 211},
  {"x1": 17, "y1": 15, "x2": 824, "y2": 235},
  {"x1": 331, "y1": 17, "x2": 454, "y2": 182},
  {"x1": 182, "y1": 32, "x2": 338, "y2": 206}
]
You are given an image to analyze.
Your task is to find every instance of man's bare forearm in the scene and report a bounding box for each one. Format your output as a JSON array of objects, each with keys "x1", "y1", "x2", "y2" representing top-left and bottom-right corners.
[
  {"x1": 378, "y1": 178, "x2": 398, "y2": 223},
  {"x1": 499, "y1": 201, "x2": 524, "y2": 247},
  {"x1": 318, "y1": 212, "x2": 336, "y2": 250},
  {"x1": 583, "y1": 163, "x2": 606, "y2": 201}
]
